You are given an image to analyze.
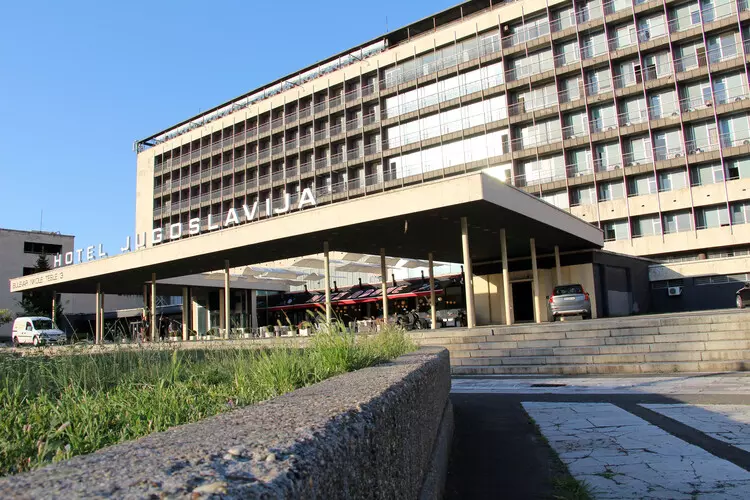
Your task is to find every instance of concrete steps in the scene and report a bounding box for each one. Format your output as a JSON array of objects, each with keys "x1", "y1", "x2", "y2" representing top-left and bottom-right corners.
[{"x1": 409, "y1": 309, "x2": 750, "y2": 375}]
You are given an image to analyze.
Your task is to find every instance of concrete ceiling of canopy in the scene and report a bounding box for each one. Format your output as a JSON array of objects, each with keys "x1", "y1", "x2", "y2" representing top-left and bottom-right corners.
[{"x1": 8, "y1": 173, "x2": 602, "y2": 295}]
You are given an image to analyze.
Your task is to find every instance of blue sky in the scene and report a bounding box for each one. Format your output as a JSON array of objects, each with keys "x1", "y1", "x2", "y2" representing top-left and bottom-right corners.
[{"x1": 0, "y1": 0, "x2": 456, "y2": 255}]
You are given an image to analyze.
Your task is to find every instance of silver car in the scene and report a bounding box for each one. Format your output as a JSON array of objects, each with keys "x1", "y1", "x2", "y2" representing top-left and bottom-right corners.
[{"x1": 548, "y1": 284, "x2": 592, "y2": 321}]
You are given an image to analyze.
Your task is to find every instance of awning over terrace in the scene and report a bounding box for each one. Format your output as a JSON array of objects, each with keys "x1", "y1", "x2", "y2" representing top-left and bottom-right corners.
[{"x1": 8, "y1": 171, "x2": 603, "y2": 296}]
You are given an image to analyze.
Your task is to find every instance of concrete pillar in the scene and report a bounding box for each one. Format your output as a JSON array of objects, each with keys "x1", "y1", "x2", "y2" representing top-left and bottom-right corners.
[
  {"x1": 530, "y1": 238, "x2": 541, "y2": 324},
  {"x1": 219, "y1": 292, "x2": 225, "y2": 330},
  {"x1": 460, "y1": 217, "x2": 476, "y2": 328},
  {"x1": 428, "y1": 252, "x2": 436, "y2": 330},
  {"x1": 250, "y1": 289, "x2": 258, "y2": 330},
  {"x1": 380, "y1": 248, "x2": 389, "y2": 322},
  {"x1": 150, "y1": 273, "x2": 156, "y2": 342},
  {"x1": 182, "y1": 287, "x2": 189, "y2": 341},
  {"x1": 100, "y1": 293, "x2": 105, "y2": 343},
  {"x1": 95, "y1": 283, "x2": 101, "y2": 344},
  {"x1": 51, "y1": 292, "x2": 56, "y2": 326},
  {"x1": 554, "y1": 245, "x2": 562, "y2": 286},
  {"x1": 324, "y1": 241, "x2": 332, "y2": 323},
  {"x1": 224, "y1": 260, "x2": 231, "y2": 339},
  {"x1": 500, "y1": 228, "x2": 512, "y2": 326}
]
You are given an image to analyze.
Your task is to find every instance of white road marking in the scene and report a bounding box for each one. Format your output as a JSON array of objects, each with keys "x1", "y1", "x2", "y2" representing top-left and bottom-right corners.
[
  {"x1": 523, "y1": 402, "x2": 750, "y2": 499},
  {"x1": 641, "y1": 404, "x2": 750, "y2": 453}
]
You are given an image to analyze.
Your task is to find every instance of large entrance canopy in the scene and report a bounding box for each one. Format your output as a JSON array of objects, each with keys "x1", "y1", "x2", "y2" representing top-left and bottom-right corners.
[{"x1": 9, "y1": 172, "x2": 603, "y2": 295}]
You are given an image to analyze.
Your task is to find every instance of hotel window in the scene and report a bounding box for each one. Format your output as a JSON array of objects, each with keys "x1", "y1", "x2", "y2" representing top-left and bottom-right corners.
[
  {"x1": 648, "y1": 90, "x2": 679, "y2": 119},
  {"x1": 585, "y1": 67, "x2": 612, "y2": 95},
  {"x1": 567, "y1": 148, "x2": 593, "y2": 175},
  {"x1": 632, "y1": 214, "x2": 662, "y2": 238},
  {"x1": 564, "y1": 111, "x2": 589, "y2": 139},
  {"x1": 615, "y1": 59, "x2": 641, "y2": 88},
  {"x1": 686, "y1": 121, "x2": 719, "y2": 153},
  {"x1": 559, "y1": 75, "x2": 583, "y2": 102},
  {"x1": 702, "y1": 0, "x2": 737, "y2": 22},
  {"x1": 669, "y1": 2, "x2": 701, "y2": 32},
  {"x1": 611, "y1": 23, "x2": 637, "y2": 50},
  {"x1": 624, "y1": 136, "x2": 652, "y2": 166},
  {"x1": 508, "y1": 16, "x2": 550, "y2": 46},
  {"x1": 554, "y1": 39, "x2": 580, "y2": 66},
  {"x1": 663, "y1": 210, "x2": 693, "y2": 233},
  {"x1": 541, "y1": 190, "x2": 570, "y2": 209},
  {"x1": 644, "y1": 51, "x2": 672, "y2": 80},
  {"x1": 726, "y1": 157, "x2": 750, "y2": 179},
  {"x1": 518, "y1": 83, "x2": 558, "y2": 113},
  {"x1": 595, "y1": 142, "x2": 622, "y2": 171},
  {"x1": 637, "y1": 14, "x2": 667, "y2": 42},
  {"x1": 578, "y1": 0, "x2": 604, "y2": 23},
  {"x1": 658, "y1": 168, "x2": 688, "y2": 191},
  {"x1": 590, "y1": 104, "x2": 617, "y2": 133},
  {"x1": 731, "y1": 200, "x2": 750, "y2": 224},
  {"x1": 653, "y1": 129, "x2": 683, "y2": 160},
  {"x1": 552, "y1": 5, "x2": 576, "y2": 31},
  {"x1": 680, "y1": 81, "x2": 712, "y2": 110},
  {"x1": 620, "y1": 96, "x2": 648, "y2": 125},
  {"x1": 695, "y1": 204, "x2": 730, "y2": 229},
  {"x1": 571, "y1": 185, "x2": 596, "y2": 206},
  {"x1": 628, "y1": 173, "x2": 658, "y2": 196},
  {"x1": 520, "y1": 155, "x2": 566, "y2": 185},
  {"x1": 519, "y1": 119, "x2": 562, "y2": 148},
  {"x1": 602, "y1": 219, "x2": 629, "y2": 241},
  {"x1": 598, "y1": 180, "x2": 625, "y2": 201},
  {"x1": 719, "y1": 113, "x2": 750, "y2": 147},
  {"x1": 674, "y1": 41, "x2": 706, "y2": 73},
  {"x1": 690, "y1": 162, "x2": 725, "y2": 185},
  {"x1": 707, "y1": 32, "x2": 738, "y2": 64},
  {"x1": 581, "y1": 31, "x2": 607, "y2": 59}
]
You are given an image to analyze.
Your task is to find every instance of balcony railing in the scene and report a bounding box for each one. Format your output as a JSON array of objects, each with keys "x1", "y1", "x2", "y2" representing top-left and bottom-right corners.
[
  {"x1": 618, "y1": 108, "x2": 648, "y2": 127},
  {"x1": 501, "y1": 22, "x2": 550, "y2": 49}
]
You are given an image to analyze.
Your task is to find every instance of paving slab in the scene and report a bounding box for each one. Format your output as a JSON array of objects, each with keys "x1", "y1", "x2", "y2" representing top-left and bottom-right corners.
[
  {"x1": 523, "y1": 402, "x2": 750, "y2": 499},
  {"x1": 641, "y1": 404, "x2": 750, "y2": 453}
]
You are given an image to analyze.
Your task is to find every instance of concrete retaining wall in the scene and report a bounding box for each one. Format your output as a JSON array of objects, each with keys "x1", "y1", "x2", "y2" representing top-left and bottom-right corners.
[{"x1": 0, "y1": 347, "x2": 451, "y2": 499}]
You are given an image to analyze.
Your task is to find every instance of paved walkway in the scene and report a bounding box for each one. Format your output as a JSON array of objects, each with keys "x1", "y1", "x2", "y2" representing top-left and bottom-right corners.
[{"x1": 446, "y1": 374, "x2": 750, "y2": 499}]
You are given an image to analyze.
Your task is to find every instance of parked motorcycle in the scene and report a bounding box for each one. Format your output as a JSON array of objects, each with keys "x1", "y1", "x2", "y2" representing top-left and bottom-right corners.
[{"x1": 396, "y1": 310, "x2": 428, "y2": 330}]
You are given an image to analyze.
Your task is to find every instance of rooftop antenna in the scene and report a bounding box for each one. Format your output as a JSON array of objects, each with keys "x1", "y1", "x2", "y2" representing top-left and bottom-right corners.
[
  {"x1": 386, "y1": 16, "x2": 388, "y2": 33},
  {"x1": 39, "y1": 210, "x2": 43, "y2": 231}
]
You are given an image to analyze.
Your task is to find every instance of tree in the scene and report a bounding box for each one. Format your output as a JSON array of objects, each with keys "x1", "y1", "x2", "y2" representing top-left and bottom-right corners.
[
  {"x1": 17, "y1": 254, "x2": 63, "y2": 322},
  {"x1": 0, "y1": 309, "x2": 13, "y2": 327}
]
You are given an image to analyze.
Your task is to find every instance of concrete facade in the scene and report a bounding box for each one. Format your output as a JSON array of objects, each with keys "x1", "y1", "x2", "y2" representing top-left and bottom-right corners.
[
  {"x1": 0, "y1": 228, "x2": 143, "y2": 339},
  {"x1": 136, "y1": 0, "x2": 750, "y2": 276}
]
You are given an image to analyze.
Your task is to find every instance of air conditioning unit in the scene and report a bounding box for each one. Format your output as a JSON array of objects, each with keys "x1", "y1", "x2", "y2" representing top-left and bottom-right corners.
[
  {"x1": 625, "y1": 121, "x2": 633, "y2": 127},
  {"x1": 607, "y1": 126, "x2": 617, "y2": 131},
  {"x1": 667, "y1": 286, "x2": 683, "y2": 297},
  {"x1": 671, "y1": 152, "x2": 683, "y2": 159},
  {"x1": 706, "y1": 100, "x2": 713, "y2": 107},
  {"x1": 745, "y1": 140, "x2": 750, "y2": 146}
]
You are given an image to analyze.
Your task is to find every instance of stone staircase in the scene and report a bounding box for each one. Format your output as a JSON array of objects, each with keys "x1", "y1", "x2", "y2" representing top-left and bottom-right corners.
[{"x1": 410, "y1": 309, "x2": 750, "y2": 375}]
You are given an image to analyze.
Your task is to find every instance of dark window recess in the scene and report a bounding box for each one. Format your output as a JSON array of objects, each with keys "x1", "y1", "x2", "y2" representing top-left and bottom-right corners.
[
  {"x1": 23, "y1": 242, "x2": 63, "y2": 255},
  {"x1": 22, "y1": 267, "x2": 36, "y2": 276}
]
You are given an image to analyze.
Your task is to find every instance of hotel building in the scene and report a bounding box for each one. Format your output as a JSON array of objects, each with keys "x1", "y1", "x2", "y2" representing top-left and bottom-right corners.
[
  {"x1": 12, "y1": 0, "x2": 750, "y2": 339},
  {"x1": 140, "y1": 0, "x2": 750, "y2": 266}
]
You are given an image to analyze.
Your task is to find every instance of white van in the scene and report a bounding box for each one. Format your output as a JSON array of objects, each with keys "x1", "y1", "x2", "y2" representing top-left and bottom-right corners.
[{"x1": 11, "y1": 317, "x2": 66, "y2": 347}]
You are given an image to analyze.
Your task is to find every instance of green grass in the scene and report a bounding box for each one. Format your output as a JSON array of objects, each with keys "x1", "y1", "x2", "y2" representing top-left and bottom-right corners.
[{"x1": 0, "y1": 322, "x2": 415, "y2": 477}]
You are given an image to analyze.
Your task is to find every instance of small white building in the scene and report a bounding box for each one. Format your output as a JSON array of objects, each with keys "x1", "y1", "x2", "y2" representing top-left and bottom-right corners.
[{"x1": 0, "y1": 228, "x2": 142, "y2": 340}]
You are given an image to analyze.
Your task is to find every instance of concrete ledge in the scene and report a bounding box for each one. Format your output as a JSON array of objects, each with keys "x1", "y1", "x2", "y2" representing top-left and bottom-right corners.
[{"x1": 0, "y1": 347, "x2": 451, "y2": 499}]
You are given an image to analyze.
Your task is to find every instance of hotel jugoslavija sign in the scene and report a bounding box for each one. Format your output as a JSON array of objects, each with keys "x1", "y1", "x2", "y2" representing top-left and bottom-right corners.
[{"x1": 52, "y1": 189, "x2": 317, "y2": 268}]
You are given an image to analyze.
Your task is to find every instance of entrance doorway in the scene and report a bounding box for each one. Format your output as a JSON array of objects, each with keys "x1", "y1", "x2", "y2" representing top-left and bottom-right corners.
[{"x1": 512, "y1": 280, "x2": 534, "y2": 323}]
